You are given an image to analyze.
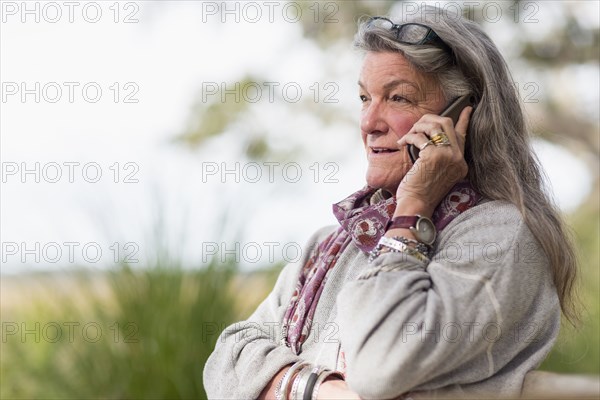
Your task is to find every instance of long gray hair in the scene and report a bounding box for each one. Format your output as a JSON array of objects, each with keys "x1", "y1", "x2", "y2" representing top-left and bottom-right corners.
[{"x1": 354, "y1": 6, "x2": 579, "y2": 325}]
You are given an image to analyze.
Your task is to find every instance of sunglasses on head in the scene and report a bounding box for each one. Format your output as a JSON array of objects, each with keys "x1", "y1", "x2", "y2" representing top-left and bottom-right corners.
[{"x1": 367, "y1": 16, "x2": 452, "y2": 54}]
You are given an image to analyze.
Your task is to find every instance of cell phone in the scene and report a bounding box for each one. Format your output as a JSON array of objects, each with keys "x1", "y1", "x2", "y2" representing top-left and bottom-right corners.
[{"x1": 407, "y1": 94, "x2": 477, "y2": 163}]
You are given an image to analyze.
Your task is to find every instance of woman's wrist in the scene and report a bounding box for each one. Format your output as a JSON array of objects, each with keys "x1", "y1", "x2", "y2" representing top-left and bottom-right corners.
[
  {"x1": 393, "y1": 195, "x2": 433, "y2": 218},
  {"x1": 264, "y1": 362, "x2": 350, "y2": 400},
  {"x1": 384, "y1": 227, "x2": 418, "y2": 243},
  {"x1": 389, "y1": 196, "x2": 432, "y2": 242}
]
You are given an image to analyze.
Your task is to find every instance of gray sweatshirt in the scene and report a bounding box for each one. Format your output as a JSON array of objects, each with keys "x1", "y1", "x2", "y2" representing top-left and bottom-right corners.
[{"x1": 203, "y1": 200, "x2": 561, "y2": 399}]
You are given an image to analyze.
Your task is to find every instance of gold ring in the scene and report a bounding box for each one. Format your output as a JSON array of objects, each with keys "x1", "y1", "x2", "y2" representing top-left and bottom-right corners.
[
  {"x1": 430, "y1": 132, "x2": 450, "y2": 146},
  {"x1": 419, "y1": 140, "x2": 434, "y2": 151}
]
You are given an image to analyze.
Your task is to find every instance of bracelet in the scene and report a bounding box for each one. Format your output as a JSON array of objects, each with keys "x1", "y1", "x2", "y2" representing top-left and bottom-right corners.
[
  {"x1": 274, "y1": 372, "x2": 285, "y2": 400},
  {"x1": 299, "y1": 365, "x2": 326, "y2": 400},
  {"x1": 293, "y1": 365, "x2": 325, "y2": 400},
  {"x1": 292, "y1": 364, "x2": 314, "y2": 400},
  {"x1": 378, "y1": 236, "x2": 416, "y2": 253},
  {"x1": 311, "y1": 370, "x2": 344, "y2": 400},
  {"x1": 368, "y1": 236, "x2": 430, "y2": 264},
  {"x1": 275, "y1": 364, "x2": 295, "y2": 400},
  {"x1": 392, "y1": 235, "x2": 431, "y2": 257},
  {"x1": 277, "y1": 363, "x2": 337, "y2": 400},
  {"x1": 303, "y1": 371, "x2": 319, "y2": 400},
  {"x1": 279, "y1": 362, "x2": 309, "y2": 400},
  {"x1": 290, "y1": 369, "x2": 303, "y2": 400}
]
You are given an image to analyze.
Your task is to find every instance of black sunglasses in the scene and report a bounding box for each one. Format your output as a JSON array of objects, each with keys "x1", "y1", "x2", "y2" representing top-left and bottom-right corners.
[{"x1": 367, "y1": 17, "x2": 452, "y2": 54}]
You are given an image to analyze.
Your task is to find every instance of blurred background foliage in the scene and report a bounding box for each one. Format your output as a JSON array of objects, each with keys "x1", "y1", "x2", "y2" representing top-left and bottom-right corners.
[
  {"x1": 1, "y1": 261, "x2": 272, "y2": 399},
  {"x1": 1, "y1": 0, "x2": 598, "y2": 399}
]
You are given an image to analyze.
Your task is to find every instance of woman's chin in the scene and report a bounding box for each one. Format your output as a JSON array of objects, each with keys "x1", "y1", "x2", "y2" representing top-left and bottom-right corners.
[{"x1": 365, "y1": 177, "x2": 399, "y2": 196}]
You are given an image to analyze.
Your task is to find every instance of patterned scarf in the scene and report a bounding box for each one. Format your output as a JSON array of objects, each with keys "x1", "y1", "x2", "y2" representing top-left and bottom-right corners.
[{"x1": 281, "y1": 182, "x2": 482, "y2": 354}]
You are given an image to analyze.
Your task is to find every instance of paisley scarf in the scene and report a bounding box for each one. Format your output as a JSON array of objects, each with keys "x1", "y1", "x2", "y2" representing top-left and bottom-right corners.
[{"x1": 281, "y1": 181, "x2": 482, "y2": 354}]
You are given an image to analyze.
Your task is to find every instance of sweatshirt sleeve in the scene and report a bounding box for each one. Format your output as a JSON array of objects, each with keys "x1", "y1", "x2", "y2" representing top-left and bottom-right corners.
[
  {"x1": 335, "y1": 201, "x2": 561, "y2": 399},
  {"x1": 203, "y1": 225, "x2": 336, "y2": 399}
]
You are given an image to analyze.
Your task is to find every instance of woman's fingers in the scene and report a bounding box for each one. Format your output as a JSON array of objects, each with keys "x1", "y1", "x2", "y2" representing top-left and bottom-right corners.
[
  {"x1": 453, "y1": 106, "x2": 473, "y2": 150},
  {"x1": 397, "y1": 131, "x2": 431, "y2": 148},
  {"x1": 399, "y1": 107, "x2": 473, "y2": 153}
]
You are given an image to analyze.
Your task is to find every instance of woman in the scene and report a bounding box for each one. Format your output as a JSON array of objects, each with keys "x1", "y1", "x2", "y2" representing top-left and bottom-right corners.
[{"x1": 204, "y1": 6, "x2": 578, "y2": 399}]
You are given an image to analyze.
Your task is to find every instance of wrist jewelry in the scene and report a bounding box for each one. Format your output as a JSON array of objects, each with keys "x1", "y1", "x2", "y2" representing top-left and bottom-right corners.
[
  {"x1": 393, "y1": 235, "x2": 431, "y2": 257},
  {"x1": 293, "y1": 364, "x2": 317, "y2": 400},
  {"x1": 277, "y1": 363, "x2": 344, "y2": 400},
  {"x1": 368, "y1": 236, "x2": 430, "y2": 263},
  {"x1": 311, "y1": 370, "x2": 345, "y2": 400},
  {"x1": 279, "y1": 362, "x2": 309, "y2": 400}
]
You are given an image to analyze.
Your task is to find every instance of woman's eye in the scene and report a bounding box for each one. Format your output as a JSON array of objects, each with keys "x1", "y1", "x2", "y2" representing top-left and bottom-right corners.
[
  {"x1": 391, "y1": 95, "x2": 407, "y2": 102},
  {"x1": 359, "y1": 95, "x2": 368, "y2": 102}
]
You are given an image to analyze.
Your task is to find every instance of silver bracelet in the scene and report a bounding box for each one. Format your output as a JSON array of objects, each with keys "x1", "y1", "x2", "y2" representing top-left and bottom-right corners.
[
  {"x1": 290, "y1": 364, "x2": 311, "y2": 400},
  {"x1": 275, "y1": 365, "x2": 294, "y2": 400},
  {"x1": 379, "y1": 236, "x2": 411, "y2": 252},
  {"x1": 369, "y1": 236, "x2": 430, "y2": 264},
  {"x1": 392, "y1": 235, "x2": 431, "y2": 257},
  {"x1": 295, "y1": 365, "x2": 322, "y2": 400},
  {"x1": 274, "y1": 368, "x2": 287, "y2": 400},
  {"x1": 311, "y1": 370, "x2": 344, "y2": 400},
  {"x1": 279, "y1": 362, "x2": 309, "y2": 400}
]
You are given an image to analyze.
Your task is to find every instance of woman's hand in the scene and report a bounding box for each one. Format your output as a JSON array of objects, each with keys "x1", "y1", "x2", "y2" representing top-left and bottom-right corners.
[
  {"x1": 317, "y1": 379, "x2": 361, "y2": 400},
  {"x1": 395, "y1": 106, "x2": 473, "y2": 217}
]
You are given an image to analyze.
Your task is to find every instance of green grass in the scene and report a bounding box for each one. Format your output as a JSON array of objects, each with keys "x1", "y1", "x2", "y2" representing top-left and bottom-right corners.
[{"x1": 1, "y1": 263, "x2": 240, "y2": 399}]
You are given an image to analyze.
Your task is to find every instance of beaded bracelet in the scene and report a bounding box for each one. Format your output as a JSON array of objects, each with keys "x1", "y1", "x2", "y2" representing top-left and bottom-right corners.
[
  {"x1": 274, "y1": 372, "x2": 285, "y2": 400},
  {"x1": 275, "y1": 364, "x2": 293, "y2": 400},
  {"x1": 290, "y1": 367, "x2": 305, "y2": 400}
]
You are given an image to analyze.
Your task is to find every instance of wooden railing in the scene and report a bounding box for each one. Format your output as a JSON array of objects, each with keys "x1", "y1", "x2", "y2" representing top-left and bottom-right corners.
[{"x1": 521, "y1": 371, "x2": 600, "y2": 399}]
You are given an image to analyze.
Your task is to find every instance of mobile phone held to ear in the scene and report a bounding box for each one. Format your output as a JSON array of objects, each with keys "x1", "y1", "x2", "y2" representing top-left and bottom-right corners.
[{"x1": 407, "y1": 94, "x2": 477, "y2": 163}]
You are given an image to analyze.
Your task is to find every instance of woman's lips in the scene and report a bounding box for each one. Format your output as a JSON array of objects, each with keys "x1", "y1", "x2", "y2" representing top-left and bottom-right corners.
[{"x1": 369, "y1": 146, "x2": 400, "y2": 155}]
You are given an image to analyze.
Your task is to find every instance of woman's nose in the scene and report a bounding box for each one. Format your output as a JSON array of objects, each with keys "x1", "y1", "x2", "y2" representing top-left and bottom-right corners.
[{"x1": 360, "y1": 102, "x2": 386, "y2": 135}]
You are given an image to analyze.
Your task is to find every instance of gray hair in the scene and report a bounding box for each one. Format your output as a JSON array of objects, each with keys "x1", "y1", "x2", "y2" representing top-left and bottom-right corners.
[{"x1": 354, "y1": 6, "x2": 579, "y2": 325}]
